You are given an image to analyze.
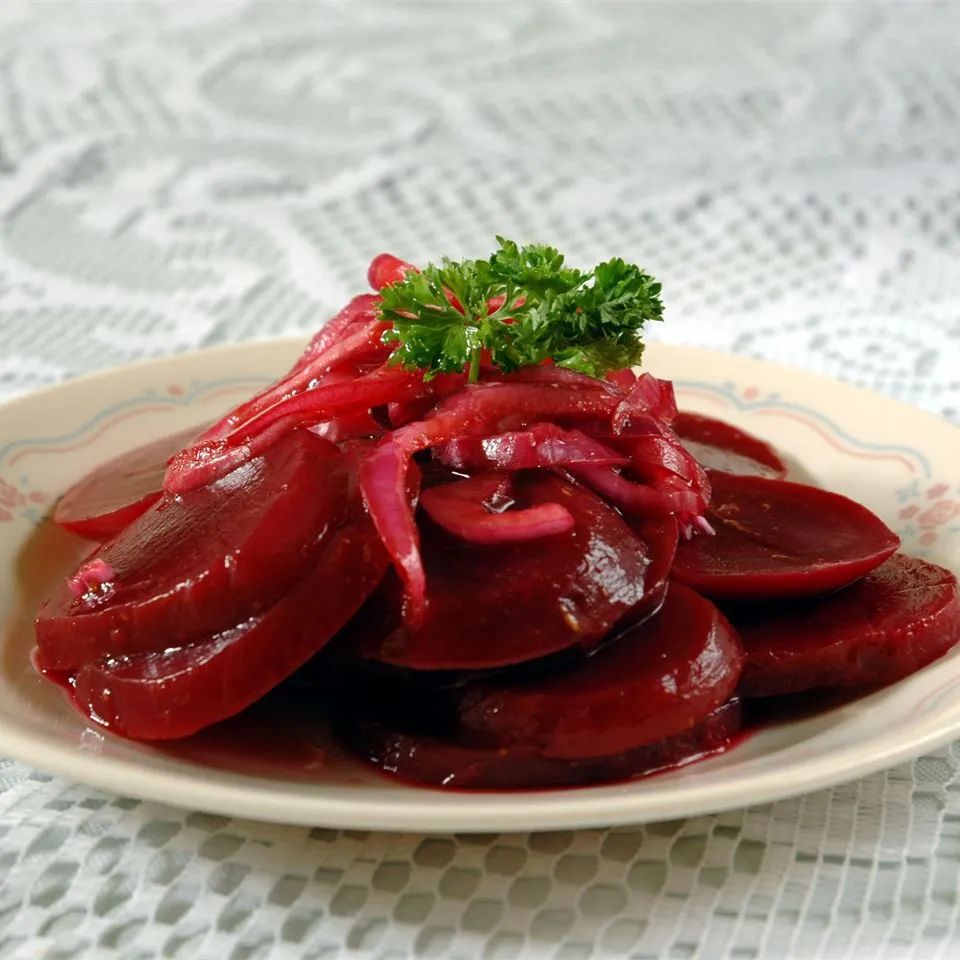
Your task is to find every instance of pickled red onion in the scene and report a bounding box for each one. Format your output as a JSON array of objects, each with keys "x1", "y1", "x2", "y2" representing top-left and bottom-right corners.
[
  {"x1": 360, "y1": 381, "x2": 624, "y2": 626},
  {"x1": 420, "y1": 473, "x2": 574, "y2": 545},
  {"x1": 200, "y1": 295, "x2": 383, "y2": 442},
  {"x1": 435, "y1": 424, "x2": 628, "y2": 472}
]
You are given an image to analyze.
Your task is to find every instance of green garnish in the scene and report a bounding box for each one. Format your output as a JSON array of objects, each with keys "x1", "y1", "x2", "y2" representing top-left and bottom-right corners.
[{"x1": 378, "y1": 237, "x2": 663, "y2": 381}]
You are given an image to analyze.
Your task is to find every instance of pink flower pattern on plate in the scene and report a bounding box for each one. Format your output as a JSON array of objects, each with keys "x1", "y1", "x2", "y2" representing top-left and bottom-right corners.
[
  {"x1": 0, "y1": 479, "x2": 24, "y2": 509},
  {"x1": 894, "y1": 480, "x2": 960, "y2": 552},
  {"x1": 0, "y1": 477, "x2": 49, "y2": 524}
]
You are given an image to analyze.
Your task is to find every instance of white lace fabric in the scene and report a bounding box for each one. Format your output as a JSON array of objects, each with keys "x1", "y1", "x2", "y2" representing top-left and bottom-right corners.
[{"x1": 0, "y1": 3, "x2": 958, "y2": 958}]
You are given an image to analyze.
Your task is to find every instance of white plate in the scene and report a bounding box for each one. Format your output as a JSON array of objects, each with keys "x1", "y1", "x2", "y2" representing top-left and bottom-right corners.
[{"x1": 1, "y1": 340, "x2": 958, "y2": 832}]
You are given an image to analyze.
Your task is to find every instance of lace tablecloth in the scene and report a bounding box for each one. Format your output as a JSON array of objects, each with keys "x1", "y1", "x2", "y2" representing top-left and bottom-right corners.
[{"x1": 1, "y1": 3, "x2": 959, "y2": 958}]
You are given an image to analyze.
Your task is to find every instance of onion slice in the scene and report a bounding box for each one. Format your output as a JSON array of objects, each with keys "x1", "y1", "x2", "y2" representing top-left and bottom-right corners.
[
  {"x1": 436, "y1": 424, "x2": 628, "y2": 472},
  {"x1": 293, "y1": 294, "x2": 383, "y2": 373},
  {"x1": 165, "y1": 365, "x2": 429, "y2": 494},
  {"x1": 420, "y1": 473, "x2": 574, "y2": 545},
  {"x1": 199, "y1": 295, "x2": 383, "y2": 443},
  {"x1": 571, "y1": 464, "x2": 703, "y2": 521},
  {"x1": 368, "y1": 253, "x2": 417, "y2": 290},
  {"x1": 613, "y1": 373, "x2": 679, "y2": 428}
]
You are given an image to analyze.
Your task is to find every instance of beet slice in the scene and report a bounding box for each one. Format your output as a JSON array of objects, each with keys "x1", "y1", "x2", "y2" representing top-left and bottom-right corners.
[
  {"x1": 341, "y1": 700, "x2": 742, "y2": 790},
  {"x1": 673, "y1": 412, "x2": 787, "y2": 479},
  {"x1": 314, "y1": 514, "x2": 676, "y2": 697},
  {"x1": 358, "y1": 474, "x2": 651, "y2": 671},
  {"x1": 619, "y1": 515, "x2": 678, "y2": 624},
  {"x1": 735, "y1": 554, "x2": 960, "y2": 697},
  {"x1": 456, "y1": 582, "x2": 743, "y2": 759},
  {"x1": 53, "y1": 424, "x2": 205, "y2": 540},
  {"x1": 36, "y1": 431, "x2": 350, "y2": 671},
  {"x1": 73, "y1": 502, "x2": 387, "y2": 740},
  {"x1": 672, "y1": 472, "x2": 900, "y2": 600}
]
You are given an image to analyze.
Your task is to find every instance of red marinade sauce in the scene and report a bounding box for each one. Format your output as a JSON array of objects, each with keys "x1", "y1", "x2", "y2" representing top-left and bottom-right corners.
[{"x1": 672, "y1": 411, "x2": 787, "y2": 479}]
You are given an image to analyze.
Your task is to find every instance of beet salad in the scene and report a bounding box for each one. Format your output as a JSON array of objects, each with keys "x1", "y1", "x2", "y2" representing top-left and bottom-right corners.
[{"x1": 35, "y1": 239, "x2": 960, "y2": 789}]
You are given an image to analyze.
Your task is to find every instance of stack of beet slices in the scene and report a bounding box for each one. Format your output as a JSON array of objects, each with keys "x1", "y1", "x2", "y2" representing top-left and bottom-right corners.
[
  {"x1": 37, "y1": 433, "x2": 389, "y2": 740},
  {"x1": 38, "y1": 404, "x2": 960, "y2": 789},
  {"x1": 34, "y1": 258, "x2": 960, "y2": 790},
  {"x1": 334, "y1": 459, "x2": 960, "y2": 789}
]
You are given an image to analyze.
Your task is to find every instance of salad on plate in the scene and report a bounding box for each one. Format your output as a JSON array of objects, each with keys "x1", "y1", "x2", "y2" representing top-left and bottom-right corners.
[{"x1": 33, "y1": 239, "x2": 960, "y2": 790}]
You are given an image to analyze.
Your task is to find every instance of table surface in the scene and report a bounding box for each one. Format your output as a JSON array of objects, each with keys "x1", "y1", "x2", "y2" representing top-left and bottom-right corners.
[{"x1": 1, "y1": 3, "x2": 959, "y2": 958}]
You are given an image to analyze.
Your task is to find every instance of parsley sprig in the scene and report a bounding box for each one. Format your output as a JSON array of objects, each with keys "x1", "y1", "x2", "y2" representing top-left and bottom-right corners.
[{"x1": 378, "y1": 238, "x2": 663, "y2": 381}]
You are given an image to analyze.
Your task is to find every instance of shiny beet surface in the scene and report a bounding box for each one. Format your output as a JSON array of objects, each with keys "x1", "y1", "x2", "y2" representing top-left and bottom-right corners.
[
  {"x1": 627, "y1": 516, "x2": 679, "y2": 621},
  {"x1": 72, "y1": 501, "x2": 387, "y2": 740},
  {"x1": 53, "y1": 423, "x2": 205, "y2": 540},
  {"x1": 456, "y1": 582, "x2": 744, "y2": 759},
  {"x1": 342, "y1": 700, "x2": 742, "y2": 790},
  {"x1": 673, "y1": 411, "x2": 787, "y2": 479},
  {"x1": 358, "y1": 474, "x2": 653, "y2": 671},
  {"x1": 672, "y1": 471, "x2": 900, "y2": 600},
  {"x1": 735, "y1": 554, "x2": 960, "y2": 697},
  {"x1": 36, "y1": 431, "x2": 349, "y2": 671}
]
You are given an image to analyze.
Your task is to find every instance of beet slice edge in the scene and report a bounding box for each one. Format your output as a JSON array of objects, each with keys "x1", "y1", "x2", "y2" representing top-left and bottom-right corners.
[
  {"x1": 340, "y1": 700, "x2": 742, "y2": 790},
  {"x1": 734, "y1": 553, "x2": 960, "y2": 697},
  {"x1": 53, "y1": 423, "x2": 206, "y2": 540},
  {"x1": 456, "y1": 581, "x2": 744, "y2": 759}
]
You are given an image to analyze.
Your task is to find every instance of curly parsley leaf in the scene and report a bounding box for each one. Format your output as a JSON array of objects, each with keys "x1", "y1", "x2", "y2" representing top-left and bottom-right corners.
[
  {"x1": 480, "y1": 237, "x2": 586, "y2": 298},
  {"x1": 378, "y1": 239, "x2": 663, "y2": 381}
]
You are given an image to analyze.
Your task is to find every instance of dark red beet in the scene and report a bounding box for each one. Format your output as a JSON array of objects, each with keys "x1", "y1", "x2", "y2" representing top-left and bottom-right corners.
[
  {"x1": 456, "y1": 582, "x2": 743, "y2": 759},
  {"x1": 672, "y1": 472, "x2": 899, "y2": 600},
  {"x1": 673, "y1": 412, "x2": 787, "y2": 479},
  {"x1": 54, "y1": 424, "x2": 205, "y2": 540},
  {"x1": 36, "y1": 431, "x2": 350, "y2": 671},
  {"x1": 73, "y1": 502, "x2": 387, "y2": 740},
  {"x1": 342, "y1": 700, "x2": 742, "y2": 790},
  {"x1": 314, "y1": 514, "x2": 676, "y2": 696},
  {"x1": 624, "y1": 516, "x2": 678, "y2": 622},
  {"x1": 736, "y1": 554, "x2": 960, "y2": 697},
  {"x1": 359, "y1": 474, "x2": 651, "y2": 671}
]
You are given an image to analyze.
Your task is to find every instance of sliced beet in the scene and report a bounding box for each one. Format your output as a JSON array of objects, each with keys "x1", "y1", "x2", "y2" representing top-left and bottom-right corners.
[
  {"x1": 73, "y1": 502, "x2": 387, "y2": 740},
  {"x1": 641, "y1": 517, "x2": 679, "y2": 589},
  {"x1": 358, "y1": 474, "x2": 651, "y2": 671},
  {"x1": 316, "y1": 519, "x2": 674, "y2": 697},
  {"x1": 736, "y1": 554, "x2": 960, "y2": 697},
  {"x1": 624, "y1": 515, "x2": 678, "y2": 622},
  {"x1": 341, "y1": 700, "x2": 741, "y2": 790},
  {"x1": 672, "y1": 472, "x2": 900, "y2": 600},
  {"x1": 312, "y1": 516, "x2": 668, "y2": 698},
  {"x1": 456, "y1": 582, "x2": 743, "y2": 759},
  {"x1": 36, "y1": 431, "x2": 350, "y2": 671},
  {"x1": 54, "y1": 424, "x2": 205, "y2": 540},
  {"x1": 673, "y1": 412, "x2": 787, "y2": 479}
]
